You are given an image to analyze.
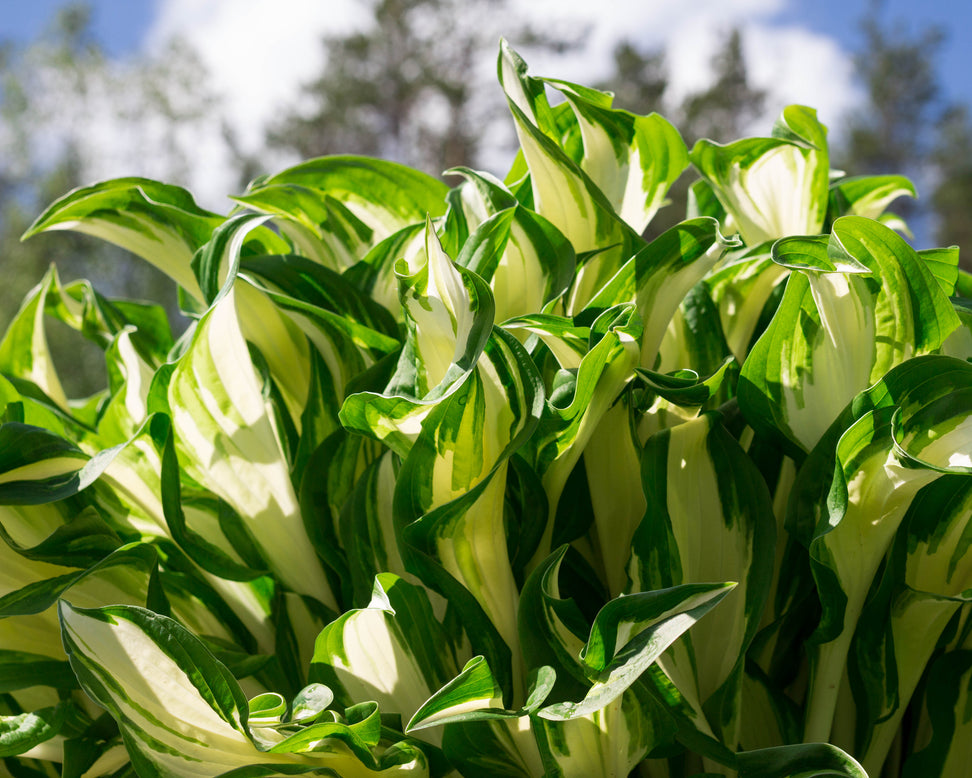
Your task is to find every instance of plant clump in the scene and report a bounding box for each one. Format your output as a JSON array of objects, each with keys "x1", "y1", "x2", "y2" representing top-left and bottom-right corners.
[{"x1": 0, "y1": 41, "x2": 970, "y2": 778}]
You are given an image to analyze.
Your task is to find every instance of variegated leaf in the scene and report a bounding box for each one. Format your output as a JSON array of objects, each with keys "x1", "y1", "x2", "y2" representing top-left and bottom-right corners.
[{"x1": 690, "y1": 105, "x2": 830, "y2": 247}]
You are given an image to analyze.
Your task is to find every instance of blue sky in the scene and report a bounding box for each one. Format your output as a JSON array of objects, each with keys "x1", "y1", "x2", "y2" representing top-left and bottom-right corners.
[
  {"x1": 2, "y1": 1, "x2": 156, "y2": 56},
  {"x1": 774, "y1": 0, "x2": 971, "y2": 108}
]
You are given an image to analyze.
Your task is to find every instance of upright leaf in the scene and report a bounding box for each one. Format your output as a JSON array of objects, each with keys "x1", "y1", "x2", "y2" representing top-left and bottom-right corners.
[
  {"x1": 497, "y1": 41, "x2": 644, "y2": 314},
  {"x1": 802, "y1": 358, "x2": 972, "y2": 743},
  {"x1": 691, "y1": 105, "x2": 830, "y2": 246},
  {"x1": 740, "y1": 216, "x2": 960, "y2": 454},
  {"x1": 628, "y1": 413, "x2": 776, "y2": 747},
  {"x1": 161, "y1": 285, "x2": 336, "y2": 610},
  {"x1": 311, "y1": 574, "x2": 464, "y2": 747}
]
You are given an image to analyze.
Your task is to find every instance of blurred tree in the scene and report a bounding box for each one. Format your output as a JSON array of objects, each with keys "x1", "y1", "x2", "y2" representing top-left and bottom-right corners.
[
  {"x1": 835, "y1": 0, "x2": 972, "y2": 271},
  {"x1": 611, "y1": 28, "x2": 766, "y2": 239},
  {"x1": 679, "y1": 28, "x2": 766, "y2": 146},
  {"x1": 0, "y1": 3, "x2": 221, "y2": 394},
  {"x1": 596, "y1": 41, "x2": 668, "y2": 115},
  {"x1": 931, "y1": 105, "x2": 972, "y2": 271},
  {"x1": 266, "y1": 0, "x2": 574, "y2": 177},
  {"x1": 837, "y1": 5, "x2": 943, "y2": 177}
]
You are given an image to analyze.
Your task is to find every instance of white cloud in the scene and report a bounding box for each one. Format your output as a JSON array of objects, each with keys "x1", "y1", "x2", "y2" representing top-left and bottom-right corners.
[
  {"x1": 515, "y1": 0, "x2": 858, "y2": 137},
  {"x1": 513, "y1": 0, "x2": 783, "y2": 86},
  {"x1": 135, "y1": 0, "x2": 859, "y2": 207},
  {"x1": 744, "y1": 25, "x2": 862, "y2": 139},
  {"x1": 138, "y1": 0, "x2": 371, "y2": 207},
  {"x1": 147, "y1": 0, "x2": 365, "y2": 150}
]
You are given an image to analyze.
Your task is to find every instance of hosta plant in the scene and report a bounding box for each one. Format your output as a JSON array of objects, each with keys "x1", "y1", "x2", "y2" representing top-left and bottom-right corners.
[{"x1": 0, "y1": 40, "x2": 970, "y2": 778}]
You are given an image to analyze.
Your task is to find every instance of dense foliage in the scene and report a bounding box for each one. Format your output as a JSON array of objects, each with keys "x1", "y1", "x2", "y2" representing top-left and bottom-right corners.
[{"x1": 1, "y1": 42, "x2": 971, "y2": 778}]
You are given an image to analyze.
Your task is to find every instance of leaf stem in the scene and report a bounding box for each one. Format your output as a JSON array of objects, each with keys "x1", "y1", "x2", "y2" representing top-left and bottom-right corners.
[{"x1": 803, "y1": 629, "x2": 855, "y2": 744}]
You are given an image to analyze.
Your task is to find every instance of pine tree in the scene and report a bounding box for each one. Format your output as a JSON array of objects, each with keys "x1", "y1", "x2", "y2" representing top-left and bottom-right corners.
[
  {"x1": 266, "y1": 0, "x2": 571, "y2": 177},
  {"x1": 642, "y1": 28, "x2": 765, "y2": 239},
  {"x1": 931, "y1": 105, "x2": 972, "y2": 270},
  {"x1": 837, "y1": 5, "x2": 943, "y2": 177},
  {"x1": 832, "y1": 0, "x2": 972, "y2": 269},
  {"x1": 597, "y1": 41, "x2": 668, "y2": 115},
  {"x1": 679, "y1": 28, "x2": 766, "y2": 145}
]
